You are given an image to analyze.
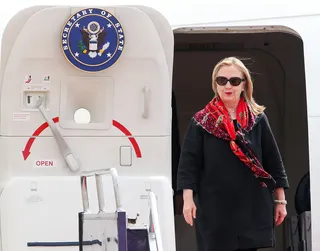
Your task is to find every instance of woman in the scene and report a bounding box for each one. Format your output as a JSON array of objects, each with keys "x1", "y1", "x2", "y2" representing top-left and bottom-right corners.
[{"x1": 177, "y1": 57, "x2": 289, "y2": 251}]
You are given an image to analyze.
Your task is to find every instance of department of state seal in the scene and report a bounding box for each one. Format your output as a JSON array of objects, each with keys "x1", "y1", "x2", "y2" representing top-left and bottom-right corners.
[{"x1": 61, "y1": 8, "x2": 125, "y2": 72}]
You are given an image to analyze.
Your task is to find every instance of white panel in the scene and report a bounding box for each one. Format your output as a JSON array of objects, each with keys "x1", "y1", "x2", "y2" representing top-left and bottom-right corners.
[
  {"x1": 2, "y1": 136, "x2": 170, "y2": 176},
  {"x1": 0, "y1": 4, "x2": 175, "y2": 251},
  {"x1": 308, "y1": 116, "x2": 320, "y2": 251},
  {"x1": 0, "y1": 5, "x2": 172, "y2": 137},
  {"x1": 0, "y1": 175, "x2": 174, "y2": 251}
]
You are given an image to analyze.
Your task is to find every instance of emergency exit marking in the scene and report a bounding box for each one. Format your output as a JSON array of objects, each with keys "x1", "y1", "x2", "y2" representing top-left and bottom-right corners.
[
  {"x1": 23, "y1": 117, "x2": 142, "y2": 161},
  {"x1": 34, "y1": 160, "x2": 55, "y2": 168}
]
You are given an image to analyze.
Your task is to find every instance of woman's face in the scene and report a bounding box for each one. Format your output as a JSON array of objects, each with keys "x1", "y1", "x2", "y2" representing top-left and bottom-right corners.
[{"x1": 215, "y1": 65, "x2": 245, "y2": 104}]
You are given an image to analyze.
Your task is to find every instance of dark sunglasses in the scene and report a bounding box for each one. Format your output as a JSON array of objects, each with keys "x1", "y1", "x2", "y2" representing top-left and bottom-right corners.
[{"x1": 216, "y1": 76, "x2": 245, "y2": 86}]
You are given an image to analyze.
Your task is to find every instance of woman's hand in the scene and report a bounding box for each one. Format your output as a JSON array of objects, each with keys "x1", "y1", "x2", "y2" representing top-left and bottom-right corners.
[
  {"x1": 274, "y1": 188, "x2": 287, "y2": 226},
  {"x1": 275, "y1": 204, "x2": 287, "y2": 226},
  {"x1": 183, "y1": 189, "x2": 197, "y2": 226}
]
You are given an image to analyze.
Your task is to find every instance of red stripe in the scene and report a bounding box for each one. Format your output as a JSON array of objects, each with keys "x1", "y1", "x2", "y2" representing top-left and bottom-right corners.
[
  {"x1": 128, "y1": 137, "x2": 142, "y2": 158},
  {"x1": 112, "y1": 120, "x2": 132, "y2": 136},
  {"x1": 25, "y1": 117, "x2": 141, "y2": 160},
  {"x1": 112, "y1": 120, "x2": 142, "y2": 158}
]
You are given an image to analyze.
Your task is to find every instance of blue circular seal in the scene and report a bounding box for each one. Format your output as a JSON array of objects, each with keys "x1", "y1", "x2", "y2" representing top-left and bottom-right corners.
[{"x1": 61, "y1": 8, "x2": 125, "y2": 72}]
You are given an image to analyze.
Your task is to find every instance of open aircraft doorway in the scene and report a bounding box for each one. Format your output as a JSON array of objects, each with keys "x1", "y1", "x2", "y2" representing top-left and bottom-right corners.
[{"x1": 172, "y1": 25, "x2": 310, "y2": 251}]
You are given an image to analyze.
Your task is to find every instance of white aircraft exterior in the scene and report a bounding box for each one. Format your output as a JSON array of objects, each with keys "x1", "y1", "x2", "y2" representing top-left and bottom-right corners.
[{"x1": 0, "y1": 3, "x2": 317, "y2": 251}]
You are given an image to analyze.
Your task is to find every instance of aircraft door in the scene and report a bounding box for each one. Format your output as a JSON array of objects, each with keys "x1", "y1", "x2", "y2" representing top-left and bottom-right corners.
[{"x1": 0, "y1": 5, "x2": 174, "y2": 251}]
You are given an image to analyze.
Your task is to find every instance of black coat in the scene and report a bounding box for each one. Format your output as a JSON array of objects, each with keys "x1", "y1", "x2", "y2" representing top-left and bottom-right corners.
[{"x1": 177, "y1": 113, "x2": 289, "y2": 251}]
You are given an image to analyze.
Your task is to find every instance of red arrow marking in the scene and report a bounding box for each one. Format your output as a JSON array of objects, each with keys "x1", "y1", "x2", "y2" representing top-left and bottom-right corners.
[
  {"x1": 22, "y1": 118, "x2": 142, "y2": 160},
  {"x1": 22, "y1": 117, "x2": 59, "y2": 160},
  {"x1": 112, "y1": 120, "x2": 142, "y2": 158},
  {"x1": 22, "y1": 138, "x2": 35, "y2": 160}
]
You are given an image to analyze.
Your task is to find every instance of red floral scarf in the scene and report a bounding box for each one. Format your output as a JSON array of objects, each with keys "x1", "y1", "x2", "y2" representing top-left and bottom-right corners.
[{"x1": 193, "y1": 96, "x2": 275, "y2": 188}]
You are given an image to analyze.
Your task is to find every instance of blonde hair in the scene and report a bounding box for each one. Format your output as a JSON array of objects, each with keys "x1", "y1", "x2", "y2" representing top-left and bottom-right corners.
[{"x1": 211, "y1": 56, "x2": 265, "y2": 115}]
